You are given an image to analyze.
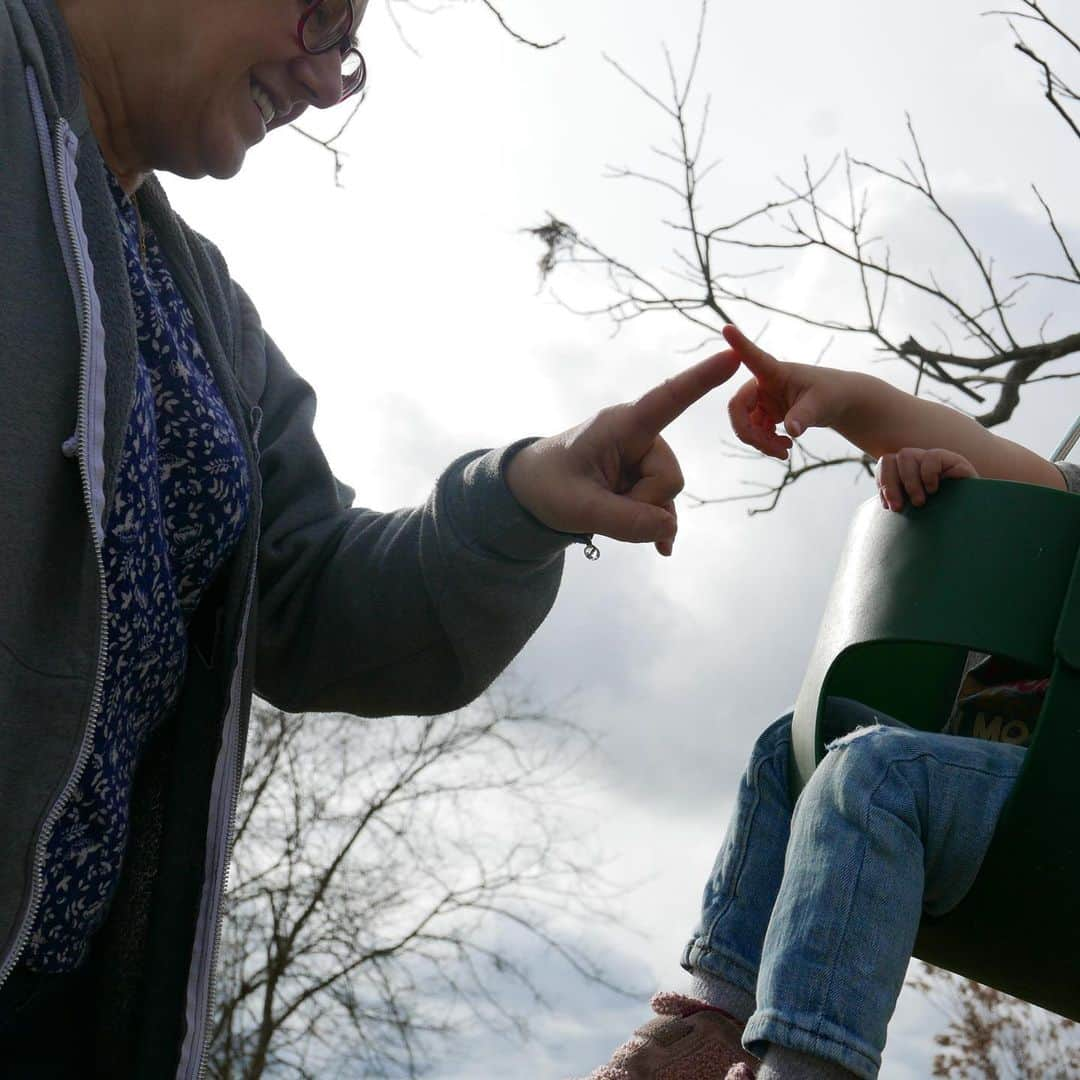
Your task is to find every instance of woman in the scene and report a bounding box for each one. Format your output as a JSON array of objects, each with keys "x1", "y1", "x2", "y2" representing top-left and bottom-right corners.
[{"x1": 0, "y1": 0, "x2": 738, "y2": 1074}]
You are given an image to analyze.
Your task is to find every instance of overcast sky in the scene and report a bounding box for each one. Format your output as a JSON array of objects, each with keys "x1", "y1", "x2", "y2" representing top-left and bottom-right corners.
[{"x1": 165, "y1": 0, "x2": 1079, "y2": 1074}]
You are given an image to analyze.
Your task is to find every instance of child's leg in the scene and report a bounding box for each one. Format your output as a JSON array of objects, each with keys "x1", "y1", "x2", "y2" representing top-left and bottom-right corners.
[
  {"x1": 682, "y1": 700, "x2": 888, "y2": 1020},
  {"x1": 745, "y1": 725, "x2": 1025, "y2": 1079},
  {"x1": 680, "y1": 712, "x2": 797, "y2": 1018},
  {"x1": 580, "y1": 702, "x2": 894, "y2": 1080}
]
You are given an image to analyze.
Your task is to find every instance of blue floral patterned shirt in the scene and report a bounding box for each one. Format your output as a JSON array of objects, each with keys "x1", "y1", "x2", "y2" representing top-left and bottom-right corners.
[{"x1": 25, "y1": 173, "x2": 251, "y2": 973}]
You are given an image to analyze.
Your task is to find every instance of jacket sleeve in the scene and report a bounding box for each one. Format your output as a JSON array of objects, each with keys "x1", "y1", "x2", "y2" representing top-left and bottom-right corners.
[
  {"x1": 238, "y1": 290, "x2": 570, "y2": 717},
  {"x1": 1056, "y1": 462, "x2": 1080, "y2": 494}
]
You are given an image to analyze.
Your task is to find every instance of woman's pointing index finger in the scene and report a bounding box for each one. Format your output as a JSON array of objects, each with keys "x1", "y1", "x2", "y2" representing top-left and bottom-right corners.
[{"x1": 629, "y1": 349, "x2": 740, "y2": 435}]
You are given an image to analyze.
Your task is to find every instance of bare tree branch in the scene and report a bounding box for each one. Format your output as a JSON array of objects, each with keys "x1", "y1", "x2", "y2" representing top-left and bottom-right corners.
[
  {"x1": 991, "y1": 2, "x2": 1080, "y2": 143},
  {"x1": 476, "y1": 0, "x2": 563, "y2": 49}
]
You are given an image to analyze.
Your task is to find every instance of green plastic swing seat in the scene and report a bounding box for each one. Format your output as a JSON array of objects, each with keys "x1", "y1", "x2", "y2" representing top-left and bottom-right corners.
[{"x1": 790, "y1": 477, "x2": 1080, "y2": 1021}]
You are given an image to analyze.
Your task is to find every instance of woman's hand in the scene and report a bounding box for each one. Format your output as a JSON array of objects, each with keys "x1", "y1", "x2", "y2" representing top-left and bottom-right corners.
[
  {"x1": 724, "y1": 325, "x2": 859, "y2": 459},
  {"x1": 877, "y1": 447, "x2": 979, "y2": 511},
  {"x1": 505, "y1": 350, "x2": 740, "y2": 556}
]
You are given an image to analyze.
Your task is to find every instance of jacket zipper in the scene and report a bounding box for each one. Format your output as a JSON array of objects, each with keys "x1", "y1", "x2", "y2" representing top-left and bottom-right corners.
[
  {"x1": 0, "y1": 117, "x2": 110, "y2": 989},
  {"x1": 135, "y1": 195, "x2": 263, "y2": 1080},
  {"x1": 184, "y1": 408, "x2": 261, "y2": 1080},
  {"x1": 193, "y1": 561, "x2": 256, "y2": 1080}
]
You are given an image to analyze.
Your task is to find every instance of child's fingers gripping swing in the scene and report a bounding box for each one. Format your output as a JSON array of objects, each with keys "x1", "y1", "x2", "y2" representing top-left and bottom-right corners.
[{"x1": 876, "y1": 447, "x2": 979, "y2": 512}]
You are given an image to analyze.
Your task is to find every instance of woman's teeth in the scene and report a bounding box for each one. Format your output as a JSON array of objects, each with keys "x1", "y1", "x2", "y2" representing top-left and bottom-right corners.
[{"x1": 251, "y1": 82, "x2": 276, "y2": 125}]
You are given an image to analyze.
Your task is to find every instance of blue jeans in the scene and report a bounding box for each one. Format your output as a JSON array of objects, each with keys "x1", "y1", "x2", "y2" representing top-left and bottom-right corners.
[{"x1": 681, "y1": 700, "x2": 1026, "y2": 1079}]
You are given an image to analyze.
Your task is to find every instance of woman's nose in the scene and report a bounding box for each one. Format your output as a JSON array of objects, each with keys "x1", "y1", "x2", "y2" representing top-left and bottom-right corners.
[{"x1": 293, "y1": 49, "x2": 345, "y2": 109}]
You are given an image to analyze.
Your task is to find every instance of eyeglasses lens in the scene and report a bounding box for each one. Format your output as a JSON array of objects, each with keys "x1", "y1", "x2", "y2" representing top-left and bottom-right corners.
[
  {"x1": 341, "y1": 49, "x2": 366, "y2": 98},
  {"x1": 302, "y1": 0, "x2": 353, "y2": 53}
]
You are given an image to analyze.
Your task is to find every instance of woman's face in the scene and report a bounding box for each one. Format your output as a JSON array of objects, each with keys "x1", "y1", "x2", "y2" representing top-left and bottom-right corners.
[{"x1": 137, "y1": 0, "x2": 363, "y2": 179}]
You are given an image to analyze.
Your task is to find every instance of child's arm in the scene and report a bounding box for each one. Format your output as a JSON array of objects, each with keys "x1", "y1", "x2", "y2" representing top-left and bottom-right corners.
[{"x1": 723, "y1": 325, "x2": 1065, "y2": 491}]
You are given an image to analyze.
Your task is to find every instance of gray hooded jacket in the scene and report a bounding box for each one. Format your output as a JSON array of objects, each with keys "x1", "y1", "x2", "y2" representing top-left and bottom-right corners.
[{"x1": 0, "y1": 0, "x2": 569, "y2": 1073}]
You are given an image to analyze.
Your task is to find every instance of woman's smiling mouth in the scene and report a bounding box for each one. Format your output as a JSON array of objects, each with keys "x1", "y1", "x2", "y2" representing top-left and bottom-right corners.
[{"x1": 250, "y1": 78, "x2": 280, "y2": 126}]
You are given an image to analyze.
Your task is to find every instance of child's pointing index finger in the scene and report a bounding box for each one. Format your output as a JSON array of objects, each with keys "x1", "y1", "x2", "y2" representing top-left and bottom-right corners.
[
  {"x1": 722, "y1": 324, "x2": 780, "y2": 378},
  {"x1": 628, "y1": 349, "x2": 740, "y2": 435}
]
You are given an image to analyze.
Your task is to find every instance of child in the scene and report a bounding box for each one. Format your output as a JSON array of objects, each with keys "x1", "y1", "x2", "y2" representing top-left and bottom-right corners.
[{"x1": 581, "y1": 326, "x2": 1080, "y2": 1080}]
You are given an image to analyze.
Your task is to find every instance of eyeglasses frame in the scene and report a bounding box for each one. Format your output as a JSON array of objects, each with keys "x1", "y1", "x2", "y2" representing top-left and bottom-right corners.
[{"x1": 296, "y1": 0, "x2": 367, "y2": 101}]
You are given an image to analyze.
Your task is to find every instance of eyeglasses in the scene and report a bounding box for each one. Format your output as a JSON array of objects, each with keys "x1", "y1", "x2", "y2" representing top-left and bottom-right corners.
[{"x1": 297, "y1": 0, "x2": 368, "y2": 101}]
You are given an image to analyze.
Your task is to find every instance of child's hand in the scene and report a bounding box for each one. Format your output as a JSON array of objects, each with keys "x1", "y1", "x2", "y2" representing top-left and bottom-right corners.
[
  {"x1": 876, "y1": 447, "x2": 979, "y2": 511},
  {"x1": 723, "y1": 325, "x2": 855, "y2": 459}
]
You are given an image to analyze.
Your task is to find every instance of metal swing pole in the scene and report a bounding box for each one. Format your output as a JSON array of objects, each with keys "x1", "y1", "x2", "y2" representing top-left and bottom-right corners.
[{"x1": 1051, "y1": 414, "x2": 1080, "y2": 463}]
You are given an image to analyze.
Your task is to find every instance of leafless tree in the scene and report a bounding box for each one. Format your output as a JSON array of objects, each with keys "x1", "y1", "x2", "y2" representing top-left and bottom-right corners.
[
  {"x1": 530, "y1": 0, "x2": 1080, "y2": 512},
  {"x1": 908, "y1": 963, "x2": 1080, "y2": 1078},
  {"x1": 209, "y1": 693, "x2": 622, "y2": 1080}
]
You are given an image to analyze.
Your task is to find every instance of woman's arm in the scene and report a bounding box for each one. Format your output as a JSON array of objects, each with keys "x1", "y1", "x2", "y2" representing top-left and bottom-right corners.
[
  {"x1": 246, "y1": 298, "x2": 737, "y2": 718},
  {"x1": 245, "y1": 301, "x2": 569, "y2": 719}
]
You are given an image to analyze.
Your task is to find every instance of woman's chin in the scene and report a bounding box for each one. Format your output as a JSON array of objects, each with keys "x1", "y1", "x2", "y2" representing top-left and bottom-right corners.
[
  {"x1": 198, "y1": 129, "x2": 259, "y2": 180},
  {"x1": 158, "y1": 130, "x2": 251, "y2": 181},
  {"x1": 207, "y1": 155, "x2": 248, "y2": 180}
]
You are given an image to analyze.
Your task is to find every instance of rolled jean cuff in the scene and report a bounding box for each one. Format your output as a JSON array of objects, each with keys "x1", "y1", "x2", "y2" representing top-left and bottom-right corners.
[
  {"x1": 743, "y1": 1009, "x2": 880, "y2": 1080},
  {"x1": 681, "y1": 937, "x2": 758, "y2": 996}
]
